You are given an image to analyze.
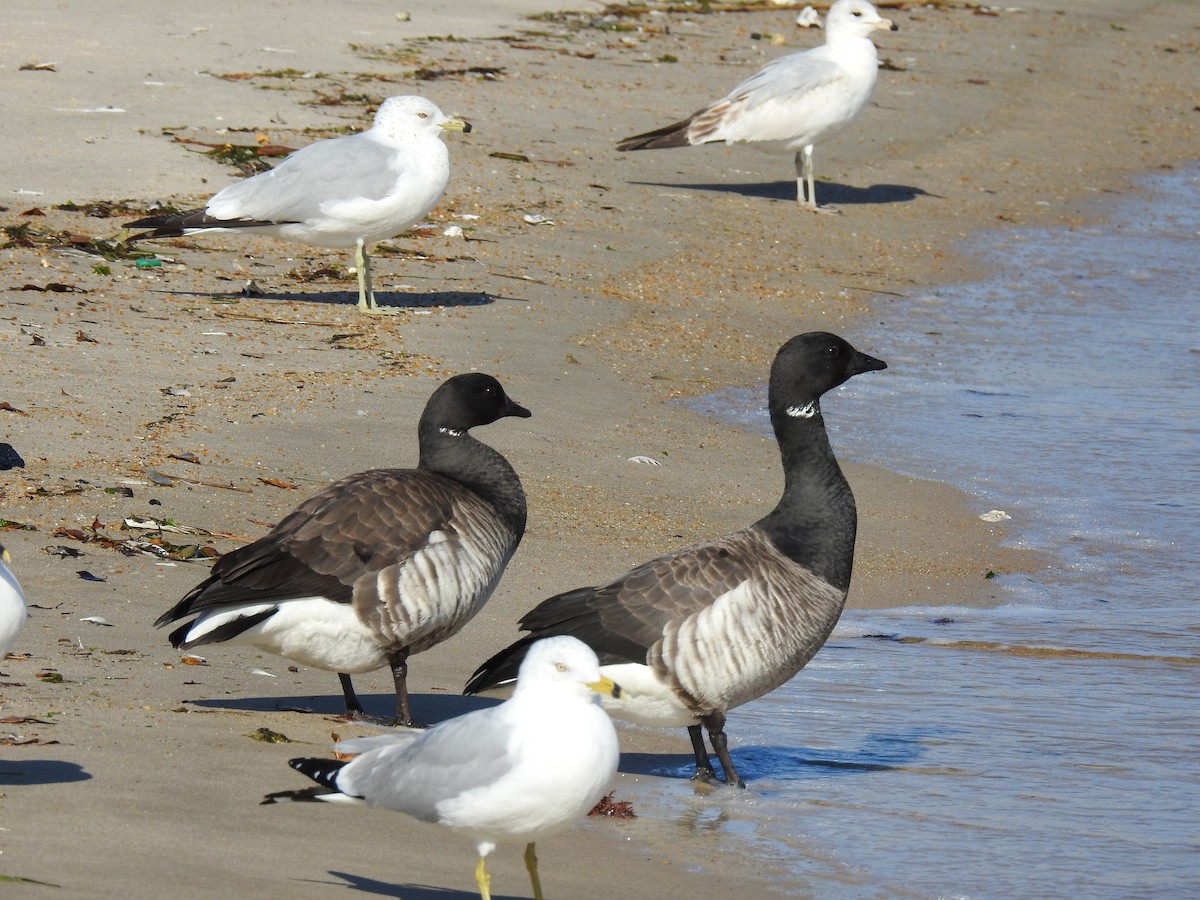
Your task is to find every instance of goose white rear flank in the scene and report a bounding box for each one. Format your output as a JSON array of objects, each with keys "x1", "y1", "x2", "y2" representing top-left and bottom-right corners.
[
  {"x1": 466, "y1": 333, "x2": 886, "y2": 787},
  {"x1": 263, "y1": 636, "x2": 620, "y2": 900},
  {"x1": 126, "y1": 95, "x2": 470, "y2": 312},
  {"x1": 155, "y1": 373, "x2": 529, "y2": 726},
  {"x1": 617, "y1": 0, "x2": 897, "y2": 210},
  {"x1": 0, "y1": 544, "x2": 27, "y2": 664}
]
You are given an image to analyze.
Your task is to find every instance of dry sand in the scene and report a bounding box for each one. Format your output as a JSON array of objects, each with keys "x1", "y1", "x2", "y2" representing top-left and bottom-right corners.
[{"x1": 1, "y1": 0, "x2": 1197, "y2": 896}]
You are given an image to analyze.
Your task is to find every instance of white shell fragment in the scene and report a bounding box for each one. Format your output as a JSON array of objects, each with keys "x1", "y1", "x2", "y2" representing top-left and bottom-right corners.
[
  {"x1": 522, "y1": 214, "x2": 556, "y2": 226},
  {"x1": 125, "y1": 517, "x2": 183, "y2": 532},
  {"x1": 628, "y1": 455, "x2": 662, "y2": 466},
  {"x1": 979, "y1": 510, "x2": 1012, "y2": 522},
  {"x1": 80, "y1": 616, "x2": 112, "y2": 626},
  {"x1": 796, "y1": 6, "x2": 821, "y2": 27}
]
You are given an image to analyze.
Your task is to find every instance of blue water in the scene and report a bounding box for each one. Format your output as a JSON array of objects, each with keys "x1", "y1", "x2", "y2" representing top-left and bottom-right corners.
[{"x1": 654, "y1": 167, "x2": 1200, "y2": 897}]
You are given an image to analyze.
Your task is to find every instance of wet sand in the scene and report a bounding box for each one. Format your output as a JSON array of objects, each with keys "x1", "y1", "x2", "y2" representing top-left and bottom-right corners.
[{"x1": 2, "y1": 1, "x2": 1197, "y2": 896}]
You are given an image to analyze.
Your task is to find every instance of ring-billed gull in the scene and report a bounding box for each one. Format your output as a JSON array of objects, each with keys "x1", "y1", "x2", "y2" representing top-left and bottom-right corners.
[
  {"x1": 127, "y1": 95, "x2": 471, "y2": 312},
  {"x1": 467, "y1": 333, "x2": 886, "y2": 787},
  {"x1": 618, "y1": 0, "x2": 897, "y2": 211},
  {"x1": 155, "y1": 373, "x2": 530, "y2": 726},
  {"x1": 263, "y1": 636, "x2": 621, "y2": 900},
  {"x1": 0, "y1": 544, "x2": 27, "y2": 663}
]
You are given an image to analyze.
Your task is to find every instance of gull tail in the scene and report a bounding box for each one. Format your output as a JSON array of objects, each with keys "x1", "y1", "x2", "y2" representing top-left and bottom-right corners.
[
  {"x1": 617, "y1": 116, "x2": 695, "y2": 152},
  {"x1": 125, "y1": 209, "x2": 211, "y2": 240},
  {"x1": 126, "y1": 210, "x2": 294, "y2": 241},
  {"x1": 261, "y1": 757, "x2": 362, "y2": 805}
]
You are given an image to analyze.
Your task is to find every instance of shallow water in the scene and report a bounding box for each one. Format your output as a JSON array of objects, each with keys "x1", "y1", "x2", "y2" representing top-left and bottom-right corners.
[{"x1": 659, "y1": 167, "x2": 1200, "y2": 897}]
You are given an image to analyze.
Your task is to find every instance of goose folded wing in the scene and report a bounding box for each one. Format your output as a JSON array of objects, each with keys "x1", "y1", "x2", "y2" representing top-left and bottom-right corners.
[
  {"x1": 170, "y1": 470, "x2": 467, "y2": 616},
  {"x1": 520, "y1": 532, "x2": 761, "y2": 663}
]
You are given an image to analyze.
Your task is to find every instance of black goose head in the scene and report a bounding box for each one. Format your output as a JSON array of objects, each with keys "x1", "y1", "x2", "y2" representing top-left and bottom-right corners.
[
  {"x1": 768, "y1": 332, "x2": 886, "y2": 424},
  {"x1": 419, "y1": 373, "x2": 531, "y2": 436}
]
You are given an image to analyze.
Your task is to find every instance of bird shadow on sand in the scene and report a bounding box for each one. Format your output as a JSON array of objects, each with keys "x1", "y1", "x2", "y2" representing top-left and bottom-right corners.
[
  {"x1": 304, "y1": 871, "x2": 524, "y2": 900},
  {"x1": 620, "y1": 728, "x2": 931, "y2": 784},
  {"x1": 0, "y1": 758, "x2": 91, "y2": 786},
  {"x1": 629, "y1": 178, "x2": 933, "y2": 206},
  {"x1": 144, "y1": 287, "x2": 502, "y2": 312},
  {"x1": 184, "y1": 690, "x2": 499, "y2": 726},
  {"x1": 286, "y1": 289, "x2": 501, "y2": 311}
]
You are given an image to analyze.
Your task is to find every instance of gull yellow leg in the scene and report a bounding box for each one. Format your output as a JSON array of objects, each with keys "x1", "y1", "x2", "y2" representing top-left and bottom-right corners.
[
  {"x1": 795, "y1": 145, "x2": 839, "y2": 215},
  {"x1": 794, "y1": 148, "x2": 811, "y2": 207},
  {"x1": 475, "y1": 855, "x2": 492, "y2": 900},
  {"x1": 354, "y1": 238, "x2": 375, "y2": 311},
  {"x1": 524, "y1": 842, "x2": 544, "y2": 900}
]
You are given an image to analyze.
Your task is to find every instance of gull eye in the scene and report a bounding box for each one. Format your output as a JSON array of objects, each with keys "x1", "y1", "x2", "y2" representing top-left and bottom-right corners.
[
  {"x1": 417, "y1": 112, "x2": 429, "y2": 118},
  {"x1": 555, "y1": 662, "x2": 567, "y2": 672}
]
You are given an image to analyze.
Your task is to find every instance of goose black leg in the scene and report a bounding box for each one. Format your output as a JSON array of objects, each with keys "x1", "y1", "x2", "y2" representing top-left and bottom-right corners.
[
  {"x1": 702, "y1": 711, "x2": 745, "y2": 788},
  {"x1": 387, "y1": 647, "x2": 416, "y2": 727},
  {"x1": 688, "y1": 724, "x2": 719, "y2": 783},
  {"x1": 338, "y1": 673, "x2": 364, "y2": 715}
]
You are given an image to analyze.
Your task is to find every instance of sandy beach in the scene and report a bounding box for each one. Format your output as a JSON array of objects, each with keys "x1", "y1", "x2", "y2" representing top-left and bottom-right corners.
[{"x1": 2, "y1": 0, "x2": 1198, "y2": 896}]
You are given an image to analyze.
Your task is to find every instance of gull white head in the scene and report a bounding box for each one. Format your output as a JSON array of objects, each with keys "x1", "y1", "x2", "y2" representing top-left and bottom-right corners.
[
  {"x1": 514, "y1": 636, "x2": 621, "y2": 702},
  {"x1": 371, "y1": 95, "x2": 472, "y2": 142},
  {"x1": 826, "y1": 0, "x2": 897, "y2": 40}
]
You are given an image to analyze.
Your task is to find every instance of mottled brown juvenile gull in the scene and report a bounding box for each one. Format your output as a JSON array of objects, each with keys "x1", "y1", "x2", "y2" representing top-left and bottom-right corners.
[
  {"x1": 155, "y1": 373, "x2": 529, "y2": 726},
  {"x1": 466, "y1": 333, "x2": 886, "y2": 786},
  {"x1": 264, "y1": 636, "x2": 620, "y2": 900},
  {"x1": 618, "y1": 0, "x2": 897, "y2": 211},
  {"x1": 127, "y1": 95, "x2": 470, "y2": 312}
]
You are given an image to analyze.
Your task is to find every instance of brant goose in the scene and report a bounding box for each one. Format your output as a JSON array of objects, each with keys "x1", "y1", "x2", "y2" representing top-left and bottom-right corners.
[
  {"x1": 156, "y1": 373, "x2": 529, "y2": 726},
  {"x1": 264, "y1": 636, "x2": 619, "y2": 900},
  {"x1": 466, "y1": 333, "x2": 885, "y2": 786},
  {"x1": 618, "y1": 0, "x2": 897, "y2": 211},
  {"x1": 127, "y1": 95, "x2": 470, "y2": 312}
]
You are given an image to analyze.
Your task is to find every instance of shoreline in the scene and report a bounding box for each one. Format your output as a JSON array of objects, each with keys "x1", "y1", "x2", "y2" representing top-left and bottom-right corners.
[{"x1": 3, "y1": 1, "x2": 1199, "y2": 897}]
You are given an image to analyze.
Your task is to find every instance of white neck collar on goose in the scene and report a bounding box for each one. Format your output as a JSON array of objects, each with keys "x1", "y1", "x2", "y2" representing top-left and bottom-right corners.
[{"x1": 786, "y1": 401, "x2": 818, "y2": 419}]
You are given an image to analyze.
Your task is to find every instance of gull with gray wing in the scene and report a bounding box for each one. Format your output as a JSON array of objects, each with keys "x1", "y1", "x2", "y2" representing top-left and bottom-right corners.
[
  {"x1": 0, "y1": 544, "x2": 27, "y2": 664},
  {"x1": 127, "y1": 95, "x2": 470, "y2": 312},
  {"x1": 618, "y1": 0, "x2": 897, "y2": 210},
  {"x1": 264, "y1": 636, "x2": 620, "y2": 900}
]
